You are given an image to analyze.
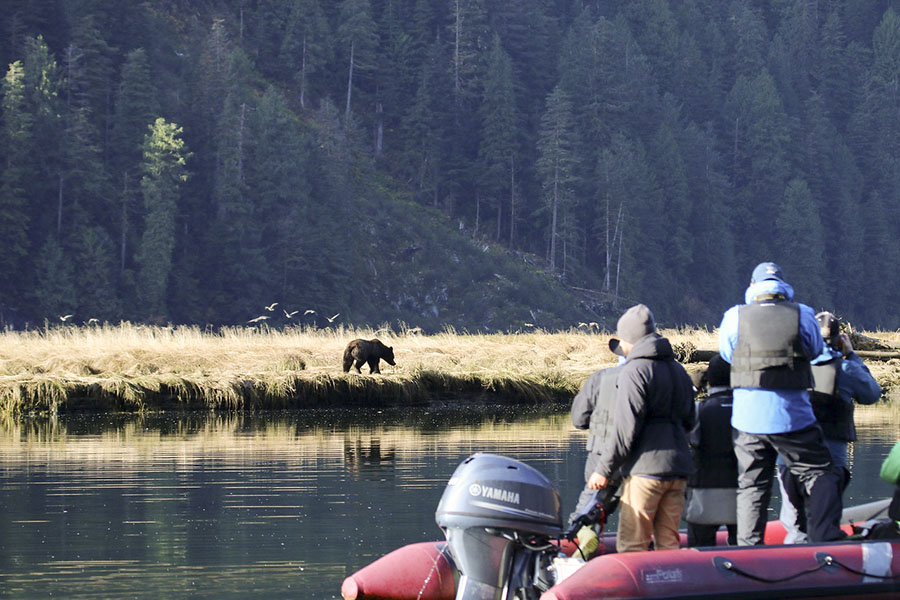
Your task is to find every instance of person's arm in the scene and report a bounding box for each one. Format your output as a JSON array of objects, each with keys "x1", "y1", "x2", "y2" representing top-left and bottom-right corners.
[
  {"x1": 718, "y1": 306, "x2": 738, "y2": 363},
  {"x1": 840, "y1": 351, "x2": 882, "y2": 405},
  {"x1": 571, "y1": 372, "x2": 599, "y2": 429}
]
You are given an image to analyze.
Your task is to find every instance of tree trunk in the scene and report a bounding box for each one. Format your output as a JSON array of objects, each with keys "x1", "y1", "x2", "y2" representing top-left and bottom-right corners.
[
  {"x1": 509, "y1": 156, "x2": 516, "y2": 248},
  {"x1": 57, "y1": 172, "x2": 64, "y2": 240},
  {"x1": 300, "y1": 35, "x2": 307, "y2": 109},
  {"x1": 345, "y1": 40, "x2": 355, "y2": 121},
  {"x1": 121, "y1": 172, "x2": 129, "y2": 272}
]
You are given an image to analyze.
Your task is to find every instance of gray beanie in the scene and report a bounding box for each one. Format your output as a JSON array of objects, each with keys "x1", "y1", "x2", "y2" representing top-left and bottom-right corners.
[{"x1": 616, "y1": 304, "x2": 656, "y2": 343}]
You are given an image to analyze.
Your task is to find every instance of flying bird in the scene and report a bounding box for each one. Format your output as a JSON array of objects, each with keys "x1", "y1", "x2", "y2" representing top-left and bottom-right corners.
[
  {"x1": 86, "y1": 318, "x2": 99, "y2": 325},
  {"x1": 284, "y1": 309, "x2": 298, "y2": 318},
  {"x1": 326, "y1": 313, "x2": 340, "y2": 323},
  {"x1": 248, "y1": 315, "x2": 270, "y2": 323},
  {"x1": 304, "y1": 309, "x2": 316, "y2": 315},
  {"x1": 59, "y1": 314, "x2": 73, "y2": 322},
  {"x1": 265, "y1": 302, "x2": 279, "y2": 311}
]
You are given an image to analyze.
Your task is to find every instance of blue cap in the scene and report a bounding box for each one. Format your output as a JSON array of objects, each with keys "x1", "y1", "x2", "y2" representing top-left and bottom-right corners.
[{"x1": 750, "y1": 262, "x2": 784, "y2": 284}]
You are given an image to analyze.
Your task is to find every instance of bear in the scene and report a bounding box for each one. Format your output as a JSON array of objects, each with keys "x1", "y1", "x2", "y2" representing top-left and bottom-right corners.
[{"x1": 342, "y1": 338, "x2": 396, "y2": 374}]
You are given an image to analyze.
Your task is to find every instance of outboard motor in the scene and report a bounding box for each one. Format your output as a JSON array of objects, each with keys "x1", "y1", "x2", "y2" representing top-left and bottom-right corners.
[{"x1": 435, "y1": 453, "x2": 562, "y2": 600}]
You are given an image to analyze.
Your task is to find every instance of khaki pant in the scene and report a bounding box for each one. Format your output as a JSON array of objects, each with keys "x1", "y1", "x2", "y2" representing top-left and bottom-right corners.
[{"x1": 616, "y1": 475, "x2": 687, "y2": 553}]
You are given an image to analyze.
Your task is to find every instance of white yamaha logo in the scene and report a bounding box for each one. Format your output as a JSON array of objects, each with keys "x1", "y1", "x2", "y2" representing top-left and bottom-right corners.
[{"x1": 469, "y1": 484, "x2": 482, "y2": 497}]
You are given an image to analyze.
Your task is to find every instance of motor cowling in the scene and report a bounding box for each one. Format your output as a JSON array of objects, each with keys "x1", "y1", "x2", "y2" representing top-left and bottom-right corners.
[{"x1": 435, "y1": 453, "x2": 562, "y2": 600}]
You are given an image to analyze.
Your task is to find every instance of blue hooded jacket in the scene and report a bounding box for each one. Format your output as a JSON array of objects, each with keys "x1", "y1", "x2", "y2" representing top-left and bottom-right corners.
[{"x1": 719, "y1": 279, "x2": 824, "y2": 434}]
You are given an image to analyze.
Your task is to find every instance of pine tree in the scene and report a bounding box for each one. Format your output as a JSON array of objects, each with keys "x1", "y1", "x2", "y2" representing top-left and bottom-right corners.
[
  {"x1": 0, "y1": 61, "x2": 33, "y2": 308},
  {"x1": 32, "y1": 235, "x2": 76, "y2": 320},
  {"x1": 21, "y1": 35, "x2": 63, "y2": 246},
  {"x1": 72, "y1": 224, "x2": 121, "y2": 320},
  {"x1": 536, "y1": 85, "x2": 579, "y2": 275},
  {"x1": 337, "y1": 0, "x2": 379, "y2": 121},
  {"x1": 137, "y1": 118, "x2": 190, "y2": 321},
  {"x1": 279, "y1": 0, "x2": 331, "y2": 108},
  {"x1": 111, "y1": 48, "x2": 160, "y2": 273},
  {"x1": 477, "y1": 35, "x2": 517, "y2": 242},
  {"x1": 774, "y1": 178, "x2": 829, "y2": 309}
]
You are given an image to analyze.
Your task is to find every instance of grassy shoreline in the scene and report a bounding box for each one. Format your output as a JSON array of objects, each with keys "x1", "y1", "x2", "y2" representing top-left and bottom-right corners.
[{"x1": 1, "y1": 324, "x2": 898, "y2": 415}]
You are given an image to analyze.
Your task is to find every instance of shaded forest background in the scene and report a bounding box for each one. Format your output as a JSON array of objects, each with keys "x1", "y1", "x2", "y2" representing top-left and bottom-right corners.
[{"x1": 2, "y1": 0, "x2": 900, "y2": 332}]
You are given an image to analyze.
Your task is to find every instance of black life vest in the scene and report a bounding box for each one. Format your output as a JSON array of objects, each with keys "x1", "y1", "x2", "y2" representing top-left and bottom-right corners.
[
  {"x1": 731, "y1": 301, "x2": 812, "y2": 390},
  {"x1": 810, "y1": 357, "x2": 855, "y2": 441}
]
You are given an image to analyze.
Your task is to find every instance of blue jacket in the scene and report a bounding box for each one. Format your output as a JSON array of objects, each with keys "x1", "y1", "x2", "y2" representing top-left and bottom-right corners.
[{"x1": 719, "y1": 279, "x2": 824, "y2": 434}]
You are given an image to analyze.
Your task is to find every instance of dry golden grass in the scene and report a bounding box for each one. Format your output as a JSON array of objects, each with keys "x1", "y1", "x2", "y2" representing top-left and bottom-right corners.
[{"x1": 0, "y1": 323, "x2": 896, "y2": 414}]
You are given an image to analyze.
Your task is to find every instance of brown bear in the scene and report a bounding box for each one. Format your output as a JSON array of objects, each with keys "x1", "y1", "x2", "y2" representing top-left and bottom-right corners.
[{"x1": 342, "y1": 338, "x2": 396, "y2": 374}]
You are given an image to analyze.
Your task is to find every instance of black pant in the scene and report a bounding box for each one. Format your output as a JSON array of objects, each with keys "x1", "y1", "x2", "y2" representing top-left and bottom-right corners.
[
  {"x1": 733, "y1": 425, "x2": 844, "y2": 545},
  {"x1": 687, "y1": 522, "x2": 737, "y2": 547}
]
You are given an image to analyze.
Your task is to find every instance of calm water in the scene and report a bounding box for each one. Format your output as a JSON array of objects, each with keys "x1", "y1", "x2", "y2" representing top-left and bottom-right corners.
[{"x1": 0, "y1": 404, "x2": 898, "y2": 599}]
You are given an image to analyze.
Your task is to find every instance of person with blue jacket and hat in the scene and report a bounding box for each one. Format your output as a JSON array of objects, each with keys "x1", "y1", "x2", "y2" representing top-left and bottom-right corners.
[
  {"x1": 778, "y1": 311, "x2": 882, "y2": 543},
  {"x1": 719, "y1": 262, "x2": 845, "y2": 545}
]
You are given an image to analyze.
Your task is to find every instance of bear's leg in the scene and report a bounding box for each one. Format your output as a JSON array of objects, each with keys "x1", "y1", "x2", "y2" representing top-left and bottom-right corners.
[
  {"x1": 343, "y1": 355, "x2": 353, "y2": 372},
  {"x1": 369, "y1": 358, "x2": 381, "y2": 374},
  {"x1": 353, "y1": 359, "x2": 364, "y2": 373}
]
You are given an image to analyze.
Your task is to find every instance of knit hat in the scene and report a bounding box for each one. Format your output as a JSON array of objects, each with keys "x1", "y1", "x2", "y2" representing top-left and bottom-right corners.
[
  {"x1": 750, "y1": 262, "x2": 785, "y2": 284},
  {"x1": 816, "y1": 311, "x2": 841, "y2": 347},
  {"x1": 706, "y1": 354, "x2": 731, "y2": 388},
  {"x1": 615, "y1": 304, "x2": 656, "y2": 343}
]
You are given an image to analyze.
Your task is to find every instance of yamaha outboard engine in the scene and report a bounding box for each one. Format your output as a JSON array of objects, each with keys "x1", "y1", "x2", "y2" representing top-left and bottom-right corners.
[{"x1": 435, "y1": 453, "x2": 562, "y2": 600}]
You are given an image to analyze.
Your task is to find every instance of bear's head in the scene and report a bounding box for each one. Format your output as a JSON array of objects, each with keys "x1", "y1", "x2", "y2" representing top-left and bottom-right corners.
[{"x1": 382, "y1": 345, "x2": 396, "y2": 366}]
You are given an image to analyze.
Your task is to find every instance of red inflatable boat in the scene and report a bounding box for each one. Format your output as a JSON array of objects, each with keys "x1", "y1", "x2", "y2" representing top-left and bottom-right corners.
[
  {"x1": 342, "y1": 454, "x2": 900, "y2": 600},
  {"x1": 343, "y1": 518, "x2": 900, "y2": 599}
]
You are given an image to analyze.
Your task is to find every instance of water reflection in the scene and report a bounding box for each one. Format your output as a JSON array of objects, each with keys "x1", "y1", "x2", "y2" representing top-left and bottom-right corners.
[{"x1": 0, "y1": 404, "x2": 897, "y2": 599}]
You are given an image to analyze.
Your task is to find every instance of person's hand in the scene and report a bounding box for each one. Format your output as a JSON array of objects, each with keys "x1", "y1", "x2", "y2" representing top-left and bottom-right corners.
[
  {"x1": 588, "y1": 472, "x2": 608, "y2": 490},
  {"x1": 839, "y1": 333, "x2": 854, "y2": 356}
]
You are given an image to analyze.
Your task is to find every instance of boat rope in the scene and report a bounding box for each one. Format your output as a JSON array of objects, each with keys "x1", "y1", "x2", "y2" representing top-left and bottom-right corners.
[
  {"x1": 718, "y1": 552, "x2": 900, "y2": 583},
  {"x1": 717, "y1": 556, "x2": 829, "y2": 583},
  {"x1": 826, "y1": 555, "x2": 900, "y2": 580}
]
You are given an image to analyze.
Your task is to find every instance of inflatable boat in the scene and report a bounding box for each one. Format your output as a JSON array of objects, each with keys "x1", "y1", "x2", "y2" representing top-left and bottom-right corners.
[{"x1": 341, "y1": 453, "x2": 900, "y2": 600}]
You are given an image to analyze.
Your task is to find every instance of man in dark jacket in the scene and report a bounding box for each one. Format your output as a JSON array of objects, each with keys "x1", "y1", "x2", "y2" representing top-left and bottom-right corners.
[
  {"x1": 685, "y1": 355, "x2": 737, "y2": 546},
  {"x1": 589, "y1": 304, "x2": 695, "y2": 553}
]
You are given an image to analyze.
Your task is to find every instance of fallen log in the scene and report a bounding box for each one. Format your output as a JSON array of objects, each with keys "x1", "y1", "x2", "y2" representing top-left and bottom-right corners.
[{"x1": 682, "y1": 349, "x2": 900, "y2": 363}]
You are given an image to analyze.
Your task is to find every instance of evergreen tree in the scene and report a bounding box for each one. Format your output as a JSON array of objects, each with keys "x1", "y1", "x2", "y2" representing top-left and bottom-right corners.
[
  {"x1": 110, "y1": 48, "x2": 160, "y2": 273},
  {"x1": 72, "y1": 224, "x2": 121, "y2": 320},
  {"x1": 337, "y1": 0, "x2": 379, "y2": 121},
  {"x1": 476, "y1": 35, "x2": 517, "y2": 242},
  {"x1": 0, "y1": 61, "x2": 33, "y2": 308},
  {"x1": 774, "y1": 178, "x2": 829, "y2": 310},
  {"x1": 137, "y1": 118, "x2": 190, "y2": 321},
  {"x1": 32, "y1": 235, "x2": 76, "y2": 320},
  {"x1": 536, "y1": 85, "x2": 579, "y2": 275},
  {"x1": 279, "y1": 0, "x2": 331, "y2": 108},
  {"x1": 21, "y1": 35, "x2": 63, "y2": 246}
]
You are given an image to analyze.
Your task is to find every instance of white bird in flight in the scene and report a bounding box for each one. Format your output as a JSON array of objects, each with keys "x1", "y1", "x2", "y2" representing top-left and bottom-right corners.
[
  {"x1": 284, "y1": 309, "x2": 298, "y2": 318},
  {"x1": 304, "y1": 309, "x2": 316, "y2": 315},
  {"x1": 59, "y1": 314, "x2": 73, "y2": 322},
  {"x1": 265, "y1": 303, "x2": 279, "y2": 311},
  {"x1": 248, "y1": 315, "x2": 270, "y2": 323},
  {"x1": 326, "y1": 313, "x2": 340, "y2": 323}
]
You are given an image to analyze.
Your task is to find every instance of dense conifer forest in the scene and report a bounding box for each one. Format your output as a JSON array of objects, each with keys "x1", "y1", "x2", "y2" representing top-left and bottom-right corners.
[{"x1": 2, "y1": 0, "x2": 900, "y2": 331}]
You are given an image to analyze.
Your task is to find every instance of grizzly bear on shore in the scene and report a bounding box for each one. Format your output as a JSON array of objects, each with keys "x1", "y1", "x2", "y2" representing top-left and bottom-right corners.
[{"x1": 342, "y1": 338, "x2": 396, "y2": 374}]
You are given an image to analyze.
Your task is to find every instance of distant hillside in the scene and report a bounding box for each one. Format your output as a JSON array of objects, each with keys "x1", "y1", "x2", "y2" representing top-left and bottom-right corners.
[{"x1": 3, "y1": 1, "x2": 900, "y2": 329}]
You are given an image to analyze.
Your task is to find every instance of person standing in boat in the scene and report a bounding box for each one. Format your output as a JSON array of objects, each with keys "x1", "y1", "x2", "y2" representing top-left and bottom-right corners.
[
  {"x1": 568, "y1": 350, "x2": 622, "y2": 554},
  {"x1": 587, "y1": 304, "x2": 695, "y2": 553},
  {"x1": 778, "y1": 311, "x2": 881, "y2": 543},
  {"x1": 684, "y1": 355, "x2": 738, "y2": 546},
  {"x1": 719, "y1": 261, "x2": 845, "y2": 546}
]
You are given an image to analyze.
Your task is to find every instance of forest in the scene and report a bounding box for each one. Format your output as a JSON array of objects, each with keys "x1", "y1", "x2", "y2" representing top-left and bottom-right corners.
[{"x1": 2, "y1": 0, "x2": 900, "y2": 331}]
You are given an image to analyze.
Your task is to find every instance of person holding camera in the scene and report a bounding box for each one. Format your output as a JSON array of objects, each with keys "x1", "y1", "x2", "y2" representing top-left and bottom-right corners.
[{"x1": 778, "y1": 311, "x2": 882, "y2": 543}]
